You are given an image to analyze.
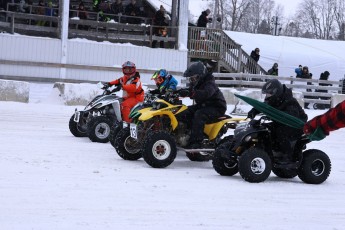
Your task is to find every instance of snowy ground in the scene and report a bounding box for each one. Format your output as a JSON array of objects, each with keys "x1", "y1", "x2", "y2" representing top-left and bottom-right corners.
[{"x1": 0, "y1": 83, "x2": 345, "y2": 230}]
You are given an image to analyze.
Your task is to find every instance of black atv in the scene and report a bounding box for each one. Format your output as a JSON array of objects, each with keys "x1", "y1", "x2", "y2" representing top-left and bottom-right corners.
[{"x1": 212, "y1": 116, "x2": 331, "y2": 184}]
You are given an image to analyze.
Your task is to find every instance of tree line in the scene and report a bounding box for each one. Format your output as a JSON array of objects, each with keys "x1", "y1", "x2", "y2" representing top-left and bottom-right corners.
[{"x1": 206, "y1": 0, "x2": 345, "y2": 40}]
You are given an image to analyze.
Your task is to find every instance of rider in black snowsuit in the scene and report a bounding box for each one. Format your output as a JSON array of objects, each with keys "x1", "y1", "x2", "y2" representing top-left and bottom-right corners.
[
  {"x1": 180, "y1": 61, "x2": 227, "y2": 149},
  {"x1": 247, "y1": 79, "x2": 308, "y2": 164}
]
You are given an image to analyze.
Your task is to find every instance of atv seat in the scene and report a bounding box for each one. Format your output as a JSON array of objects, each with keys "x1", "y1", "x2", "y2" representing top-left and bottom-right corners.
[{"x1": 205, "y1": 114, "x2": 232, "y2": 124}]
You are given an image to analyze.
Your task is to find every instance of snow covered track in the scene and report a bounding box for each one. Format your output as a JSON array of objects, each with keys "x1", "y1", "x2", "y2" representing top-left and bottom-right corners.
[{"x1": 0, "y1": 100, "x2": 345, "y2": 229}]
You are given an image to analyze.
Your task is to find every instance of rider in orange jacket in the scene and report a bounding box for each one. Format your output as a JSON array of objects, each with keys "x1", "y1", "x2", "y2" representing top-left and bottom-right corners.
[{"x1": 106, "y1": 61, "x2": 144, "y2": 122}]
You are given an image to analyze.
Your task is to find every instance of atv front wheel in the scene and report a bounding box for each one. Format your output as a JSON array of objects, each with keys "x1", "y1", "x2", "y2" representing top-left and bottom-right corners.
[
  {"x1": 87, "y1": 116, "x2": 112, "y2": 143},
  {"x1": 238, "y1": 148, "x2": 272, "y2": 183},
  {"x1": 69, "y1": 114, "x2": 88, "y2": 137},
  {"x1": 109, "y1": 121, "x2": 123, "y2": 148},
  {"x1": 114, "y1": 127, "x2": 142, "y2": 160},
  {"x1": 212, "y1": 142, "x2": 238, "y2": 176},
  {"x1": 298, "y1": 149, "x2": 331, "y2": 184},
  {"x1": 142, "y1": 131, "x2": 177, "y2": 168}
]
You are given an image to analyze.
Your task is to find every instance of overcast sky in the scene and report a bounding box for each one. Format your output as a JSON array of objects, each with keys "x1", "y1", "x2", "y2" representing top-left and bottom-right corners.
[{"x1": 274, "y1": 0, "x2": 302, "y2": 17}]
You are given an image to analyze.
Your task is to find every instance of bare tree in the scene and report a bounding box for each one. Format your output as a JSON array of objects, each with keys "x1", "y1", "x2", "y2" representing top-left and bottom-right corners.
[
  {"x1": 334, "y1": 0, "x2": 345, "y2": 39},
  {"x1": 296, "y1": 0, "x2": 337, "y2": 39}
]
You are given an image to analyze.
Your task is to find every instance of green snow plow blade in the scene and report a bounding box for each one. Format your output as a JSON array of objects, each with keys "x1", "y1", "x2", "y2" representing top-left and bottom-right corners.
[{"x1": 235, "y1": 94, "x2": 325, "y2": 141}]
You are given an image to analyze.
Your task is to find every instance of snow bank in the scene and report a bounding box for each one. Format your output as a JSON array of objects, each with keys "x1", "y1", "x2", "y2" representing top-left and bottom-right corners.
[
  {"x1": 53, "y1": 82, "x2": 103, "y2": 106},
  {"x1": 0, "y1": 79, "x2": 29, "y2": 103}
]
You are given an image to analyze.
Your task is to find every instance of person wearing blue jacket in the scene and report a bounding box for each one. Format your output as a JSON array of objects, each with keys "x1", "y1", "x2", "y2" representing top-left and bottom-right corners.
[{"x1": 150, "y1": 69, "x2": 178, "y2": 95}]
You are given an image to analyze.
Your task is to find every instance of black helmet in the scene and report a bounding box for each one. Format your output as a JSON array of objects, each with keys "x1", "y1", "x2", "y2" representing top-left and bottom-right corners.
[
  {"x1": 183, "y1": 61, "x2": 207, "y2": 85},
  {"x1": 262, "y1": 79, "x2": 283, "y2": 103}
]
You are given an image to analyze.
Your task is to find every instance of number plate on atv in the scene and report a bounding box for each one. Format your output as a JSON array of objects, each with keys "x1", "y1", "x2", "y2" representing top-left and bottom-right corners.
[
  {"x1": 74, "y1": 111, "x2": 80, "y2": 122},
  {"x1": 130, "y1": 123, "x2": 137, "y2": 139}
]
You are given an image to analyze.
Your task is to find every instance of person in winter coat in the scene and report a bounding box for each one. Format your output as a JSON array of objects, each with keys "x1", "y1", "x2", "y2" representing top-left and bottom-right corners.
[
  {"x1": 152, "y1": 5, "x2": 170, "y2": 48},
  {"x1": 111, "y1": 0, "x2": 124, "y2": 17},
  {"x1": 295, "y1": 65, "x2": 303, "y2": 78},
  {"x1": 125, "y1": 0, "x2": 141, "y2": 24},
  {"x1": 179, "y1": 61, "x2": 227, "y2": 149},
  {"x1": 267, "y1": 63, "x2": 279, "y2": 76},
  {"x1": 303, "y1": 100, "x2": 345, "y2": 139},
  {"x1": 247, "y1": 79, "x2": 308, "y2": 165},
  {"x1": 250, "y1": 48, "x2": 260, "y2": 63},
  {"x1": 149, "y1": 69, "x2": 178, "y2": 95},
  {"x1": 104, "y1": 61, "x2": 144, "y2": 122},
  {"x1": 197, "y1": 9, "x2": 212, "y2": 28}
]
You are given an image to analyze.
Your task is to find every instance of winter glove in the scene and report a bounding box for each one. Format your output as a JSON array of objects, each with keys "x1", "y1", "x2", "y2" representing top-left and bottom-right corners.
[
  {"x1": 149, "y1": 89, "x2": 160, "y2": 95},
  {"x1": 178, "y1": 88, "x2": 190, "y2": 97},
  {"x1": 247, "y1": 108, "x2": 259, "y2": 119},
  {"x1": 102, "y1": 82, "x2": 111, "y2": 89}
]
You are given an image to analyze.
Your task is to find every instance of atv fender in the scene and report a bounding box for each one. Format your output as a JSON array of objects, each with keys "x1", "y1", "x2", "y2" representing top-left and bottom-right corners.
[
  {"x1": 205, "y1": 118, "x2": 244, "y2": 140},
  {"x1": 139, "y1": 110, "x2": 179, "y2": 130}
]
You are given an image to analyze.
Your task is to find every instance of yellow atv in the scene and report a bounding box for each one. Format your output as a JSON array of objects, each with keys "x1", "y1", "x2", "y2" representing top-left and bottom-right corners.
[{"x1": 113, "y1": 90, "x2": 244, "y2": 168}]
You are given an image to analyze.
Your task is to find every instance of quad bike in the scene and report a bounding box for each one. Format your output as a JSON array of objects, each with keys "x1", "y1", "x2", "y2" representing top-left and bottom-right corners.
[
  {"x1": 212, "y1": 116, "x2": 331, "y2": 184},
  {"x1": 113, "y1": 90, "x2": 244, "y2": 168},
  {"x1": 108, "y1": 92, "x2": 160, "y2": 148},
  {"x1": 68, "y1": 82, "x2": 123, "y2": 143}
]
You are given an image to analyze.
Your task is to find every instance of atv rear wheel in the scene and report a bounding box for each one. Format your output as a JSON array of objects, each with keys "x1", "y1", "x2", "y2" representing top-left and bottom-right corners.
[
  {"x1": 69, "y1": 114, "x2": 88, "y2": 137},
  {"x1": 114, "y1": 127, "x2": 142, "y2": 160},
  {"x1": 142, "y1": 131, "x2": 177, "y2": 168},
  {"x1": 238, "y1": 148, "x2": 272, "y2": 183},
  {"x1": 87, "y1": 116, "x2": 112, "y2": 143},
  {"x1": 298, "y1": 149, "x2": 331, "y2": 184},
  {"x1": 109, "y1": 121, "x2": 123, "y2": 148},
  {"x1": 212, "y1": 142, "x2": 238, "y2": 176}
]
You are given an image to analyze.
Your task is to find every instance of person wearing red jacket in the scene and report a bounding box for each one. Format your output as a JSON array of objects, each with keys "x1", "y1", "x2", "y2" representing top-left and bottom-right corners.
[
  {"x1": 304, "y1": 100, "x2": 345, "y2": 139},
  {"x1": 105, "y1": 61, "x2": 144, "y2": 122}
]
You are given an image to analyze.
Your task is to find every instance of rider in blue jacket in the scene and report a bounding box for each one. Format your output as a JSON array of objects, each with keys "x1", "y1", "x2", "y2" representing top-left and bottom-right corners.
[{"x1": 150, "y1": 69, "x2": 178, "y2": 95}]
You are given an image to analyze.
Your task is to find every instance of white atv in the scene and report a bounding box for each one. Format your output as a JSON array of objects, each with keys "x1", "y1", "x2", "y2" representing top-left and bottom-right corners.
[{"x1": 69, "y1": 82, "x2": 123, "y2": 143}]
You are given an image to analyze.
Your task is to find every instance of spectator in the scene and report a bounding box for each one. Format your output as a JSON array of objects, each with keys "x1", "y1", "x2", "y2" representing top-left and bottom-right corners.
[
  {"x1": 45, "y1": 0, "x2": 53, "y2": 16},
  {"x1": 247, "y1": 79, "x2": 308, "y2": 165},
  {"x1": 250, "y1": 48, "x2": 260, "y2": 63},
  {"x1": 303, "y1": 100, "x2": 345, "y2": 140},
  {"x1": 295, "y1": 64, "x2": 303, "y2": 78},
  {"x1": 317, "y1": 71, "x2": 331, "y2": 93},
  {"x1": 77, "y1": 2, "x2": 89, "y2": 30},
  {"x1": 197, "y1": 9, "x2": 212, "y2": 28},
  {"x1": 36, "y1": 0, "x2": 46, "y2": 26},
  {"x1": 125, "y1": 0, "x2": 141, "y2": 24},
  {"x1": 77, "y1": 2, "x2": 88, "y2": 20},
  {"x1": 152, "y1": 5, "x2": 170, "y2": 48},
  {"x1": 93, "y1": 0, "x2": 111, "y2": 21},
  {"x1": 18, "y1": 0, "x2": 28, "y2": 13},
  {"x1": 298, "y1": 66, "x2": 313, "y2": 108},
  {"x1": 315, "y1": 71, "x2": 331, "y2": 109},
  {"x1": 179, "y1": 61, "x2": 227, "y2": 149},
  {"x1": 103, "y1": 61, "x2": 144, "y2": 122},
  {"x1": 267, "y1": 63, "x2": 278, "y2": 76},
  {"x1": 300, "y1": 66, "x2": 313, "y2": 91},
  {"x1": 110, "y1": 0, "x2": 124, "y2": 21},
  {"x1": 247, "y1": 48, "x2": 260, "y2": 74}
]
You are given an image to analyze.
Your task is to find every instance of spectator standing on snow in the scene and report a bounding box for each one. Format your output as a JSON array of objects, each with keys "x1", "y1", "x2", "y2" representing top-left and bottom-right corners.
[
  {"x1": 268, "y1": 63, "x2": 279, "y2": 76},
  {"x1": 295, "y1": 65, "x2": 303, "y2": 78}
]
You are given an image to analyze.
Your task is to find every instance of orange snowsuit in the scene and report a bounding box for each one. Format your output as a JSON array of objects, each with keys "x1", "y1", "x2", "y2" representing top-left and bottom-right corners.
[{"x1": 109, "y1": 72, "x2": 144, "y2": 122}]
